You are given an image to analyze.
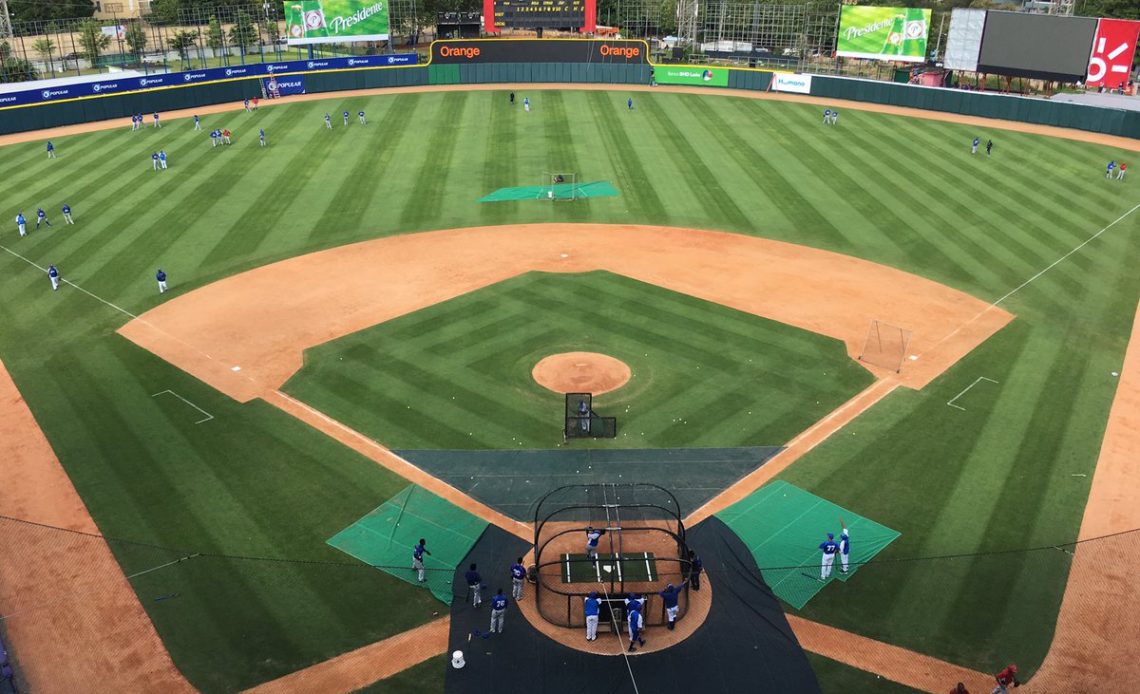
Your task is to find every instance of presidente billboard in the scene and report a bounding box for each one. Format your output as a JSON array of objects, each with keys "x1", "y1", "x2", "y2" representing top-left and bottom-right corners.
[
  {"x1": 430, "y1": 39, "x2": 648, "y2": 64},
  {"x1": 837, "y1": 6, "x2": 931, "y2": 63},
  {"x1": 284, "y1": 0, "x2": 390, "y2": 45},
  {"x1": 654, "y1": 66, "x2": 728, "y2": 87}
]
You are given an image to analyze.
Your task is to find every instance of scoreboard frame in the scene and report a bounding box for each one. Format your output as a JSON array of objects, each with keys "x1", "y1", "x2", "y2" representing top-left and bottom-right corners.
[{"x1": 483, "y1": 0, "x2": 597, "y2": 33}]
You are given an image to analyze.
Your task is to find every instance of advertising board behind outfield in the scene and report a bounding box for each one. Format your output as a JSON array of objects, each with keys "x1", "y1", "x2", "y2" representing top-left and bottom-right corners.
[
  {"x1": 772, "y1": 73, "x2": 812, "y2": 94},
  {"x1": 653, "y1": 66, "x2": 728, "y2": 87},
  {"x1": 836, "y1": 6, "x2": 931, "y2": 63},
  {"x1": 283, "y1": 0, "x2": 390, "y2": 45},
  {"x1": 430, "y1": 39, "x2": 648, "y2": 64}
]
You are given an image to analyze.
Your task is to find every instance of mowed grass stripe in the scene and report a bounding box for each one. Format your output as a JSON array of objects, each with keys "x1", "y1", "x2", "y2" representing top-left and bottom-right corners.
[
  {"x1": 639, "y1": 97, "x2": 752, "y2": 230},
  {"x1": 689, "y1": 98, "x2": 852, "y2": 249},
  {"x1": 479, "y1": 91, "x2": 519, "y2": 226},
  {"x1": 398, "y1": 93, "x2": 468, "y2": 228},
  {"x1": 539, "y1": 91, "x2": 589, "y2": 222},
  {"x1": 584, "y1": 90, "x2": 665, "y2": 220}
]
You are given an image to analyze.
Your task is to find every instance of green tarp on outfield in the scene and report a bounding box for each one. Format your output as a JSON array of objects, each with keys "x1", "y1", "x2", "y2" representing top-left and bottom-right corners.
[
  {"x1": 327, "y1": 485, "x2": 488, "y2": 604},
  {"x1": 479, "y1": 180, "x2": 620, "y2": 202},
  {"x1": 717, "y1": 480, "x2": 900, "y2": 609}
]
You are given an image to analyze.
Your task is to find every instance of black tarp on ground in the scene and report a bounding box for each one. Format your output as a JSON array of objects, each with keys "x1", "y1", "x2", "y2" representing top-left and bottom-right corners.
[
  {"x1": 444, "y1": 518, "x2": 819, "y2": 694},
  {"x1": 397, "y1": 447, "x2": 782, "y2": 521}
]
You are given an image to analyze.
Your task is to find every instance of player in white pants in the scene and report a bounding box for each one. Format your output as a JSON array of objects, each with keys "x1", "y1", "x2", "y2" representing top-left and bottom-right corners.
[
  {"x1": 819, "y1": 532, "x2": 839, "y2": 579},
  {"x1": 839, "y1": 524, "x2": 851, "y2": 574},
  {"x1": 584, "y1": 592, "x2": 600, "y2": 641}
]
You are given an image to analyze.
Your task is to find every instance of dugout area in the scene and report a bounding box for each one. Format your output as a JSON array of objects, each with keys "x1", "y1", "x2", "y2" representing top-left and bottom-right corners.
[{"x1": 717, "y1": 480, "x2": 901, "y2": 609}]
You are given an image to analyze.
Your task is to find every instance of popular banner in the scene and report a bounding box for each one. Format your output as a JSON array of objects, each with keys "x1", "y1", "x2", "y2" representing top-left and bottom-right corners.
[
  {"x1": 654, "y1": 66, "x2": 728, "y2": 87},
  {"x1": 283, "y1": 0, "x2": 390, "y2": 45},
  {"x1": 1087, "y1": 18, "x2": 1140, "y2": 89},
  {"x1": 263, "y1": 75, "x2": 307, "y2": 97},
  {"x1": 837, "y1": 6, "x2": 931, "y2": 63}
]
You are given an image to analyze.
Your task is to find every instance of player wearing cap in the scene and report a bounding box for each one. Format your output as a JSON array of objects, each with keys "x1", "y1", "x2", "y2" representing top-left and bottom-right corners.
[
  {"x1": 412, "y1": 538, "x2": 431, "y2": 582},
  {"x1": 991, "y1": 664, "x2": 1020, "y2": 693},
  {"x1": 509, "y1": 558, "x2": 526, "y2": 600},
  {"x1": 659, "y1": 581, "x2": 686, "y2": 630},
  {"x1": 584, "y1": 591, "x2": 600, "y2": 641},
  {"x1": 464, "y1": 563, "x2": 483, "y2": 607},
  {"x1": 585, "y1": 526, "x2": 605, "y2": 560},
  {"x1": 819, "y1": 532, "x2": 839, "y2": 580}
]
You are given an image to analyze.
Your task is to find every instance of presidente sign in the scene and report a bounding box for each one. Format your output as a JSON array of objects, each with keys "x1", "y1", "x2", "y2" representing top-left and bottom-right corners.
[
  {"x1": 0, "y1": 54, "x2": 416, "y2": 108},
  {"x1": 430, "y1": 39, "x2": 648, "y2": 64},
  {"x1": 837, "y1": 6, "x2": 931, "y2": 63},
  {"x1": 284, "y1": 0, "x2": 390, "y2": 45},
  {"x1": 654, "y1": 66, "x2": 728, "y2": 87}
]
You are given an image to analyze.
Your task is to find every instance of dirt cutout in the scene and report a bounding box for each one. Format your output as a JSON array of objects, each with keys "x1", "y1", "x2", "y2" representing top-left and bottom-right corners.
[
  {"x1": 0, "y1": 360, "x2": 192, "y2": 694},
  {"x1": 532, "y1": 352, "x2": 632, "y2": 396}
]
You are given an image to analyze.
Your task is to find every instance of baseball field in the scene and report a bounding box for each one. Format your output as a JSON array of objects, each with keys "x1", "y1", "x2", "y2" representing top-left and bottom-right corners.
[{"x1": 1, "y1": 85, "x2": 1138, "y2": 693}]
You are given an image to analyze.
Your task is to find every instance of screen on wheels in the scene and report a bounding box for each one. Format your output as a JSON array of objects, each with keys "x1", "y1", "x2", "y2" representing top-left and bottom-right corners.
[{"x1": 977, "y1": 11, "x2": 1097, "y2": 82}]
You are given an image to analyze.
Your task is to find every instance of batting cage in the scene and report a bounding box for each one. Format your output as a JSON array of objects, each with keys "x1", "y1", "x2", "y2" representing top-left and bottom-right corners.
[
  {"x1": 533, "y1": 483, "x2": 690, "y2": 629},
  {"x1": 564, "y1": 393, "x2": 617, "y2": 440}
]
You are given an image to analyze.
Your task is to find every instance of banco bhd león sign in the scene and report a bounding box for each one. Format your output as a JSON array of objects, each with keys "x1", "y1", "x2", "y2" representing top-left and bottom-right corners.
[{"x1": 430, "y1": 39, "x2": 649, "y2": 64}]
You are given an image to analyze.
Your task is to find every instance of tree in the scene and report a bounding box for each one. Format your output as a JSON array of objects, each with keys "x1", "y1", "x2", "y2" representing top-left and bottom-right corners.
[
  {"x1": 1, "y1": 42, "x2": 39, "y2": 83},
  {"x1": 125, "y1": 22, "x2": 148, "y2": 58},
  {"x1": 207, "y1": 15, "x2": 227, "y2": 53},
  {"x1": 229, "y1": 11, "x2": 259, "y2": 55},
  {"x1": 33, "y1": 37, "x2": 57, "y2": 75},
  {"x1": 10, "y1": 0, "x2": 94, "y2": 24},
  {"x1": 78, "y1": 20, "x2": 112, "y2": 63},
  {"x1": 170, "y1": 29, "x2": 199, "y2": 67}
]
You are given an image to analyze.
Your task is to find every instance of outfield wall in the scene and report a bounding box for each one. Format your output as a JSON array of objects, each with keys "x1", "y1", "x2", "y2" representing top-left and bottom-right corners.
[{"x1": 2, "y1": 38, "x2": 1138, "y2": 139}]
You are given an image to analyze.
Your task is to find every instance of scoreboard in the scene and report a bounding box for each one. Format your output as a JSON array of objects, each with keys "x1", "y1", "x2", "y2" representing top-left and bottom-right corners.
[{"x1": 484, "y1": 0, "x2": 597, "y2": 32}]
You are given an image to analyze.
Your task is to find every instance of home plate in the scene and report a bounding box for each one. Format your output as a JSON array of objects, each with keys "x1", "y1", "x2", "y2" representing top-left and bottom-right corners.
[{"x1": 602, "y1": 565, "x2": 612, "y2": 573}]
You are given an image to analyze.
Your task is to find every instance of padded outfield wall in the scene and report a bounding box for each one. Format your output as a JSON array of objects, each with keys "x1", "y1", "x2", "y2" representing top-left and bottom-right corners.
[{"x1": 1, "y1": 38, "x2": 1137, "y2": 138}]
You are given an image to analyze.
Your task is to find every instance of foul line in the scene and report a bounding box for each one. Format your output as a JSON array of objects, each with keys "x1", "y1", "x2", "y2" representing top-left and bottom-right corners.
[
  {"x1": 152, "y1": 390, "x2": 214, "y2": 424},
  {"x1": 1, "y1": 243, "x2": 138, "y2": 320},
  {"x1": 946, "y1": 377, "x2": 999, "y2": 411},
  {"x1": 916, "y1": 200, "x2": 1140, "y2": 361}
]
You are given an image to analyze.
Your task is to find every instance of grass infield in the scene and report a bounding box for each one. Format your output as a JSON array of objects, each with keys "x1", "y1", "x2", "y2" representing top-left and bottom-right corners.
[{"x1": 0, "y1": 89, "x2": 1137, "y2": 689}]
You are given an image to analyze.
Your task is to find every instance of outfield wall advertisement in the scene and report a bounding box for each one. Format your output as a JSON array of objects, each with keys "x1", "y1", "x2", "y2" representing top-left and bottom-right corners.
[
  {"x1": 430, "y1": 39, "x2": 649, "y2": 64},
  {"x1": 0, "y1": 54, "x2": 416, "y2": 108},
  {"x1": 837, "y1": 6, "x2": 931, "y2": 63},
  {"x1": 771, "y1": 73, "x2": 812, "y2": 94},
  {"x1": 284, "y1": 0, "x2": 390, "y2": 45},
  {"x1": 654, "y1": 66, "x2": 728, "y2": 87}
]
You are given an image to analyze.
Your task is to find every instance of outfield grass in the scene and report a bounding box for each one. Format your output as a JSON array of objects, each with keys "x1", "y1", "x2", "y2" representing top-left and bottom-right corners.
[
  {"x1": 283, "y1": 271, "x2": 872, "y2": 450},
  {"x1": 806, "y1": 653, "x2": 923, "y2": 694},
  {"x1": 0, "y1": 89, "x2": 1137, "y2": 689}
]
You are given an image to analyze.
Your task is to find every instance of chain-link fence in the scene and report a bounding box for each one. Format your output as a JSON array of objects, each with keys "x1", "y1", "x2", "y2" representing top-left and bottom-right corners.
[{"x1": 0, "y1": 2, "x2": 423, "y2": 84}]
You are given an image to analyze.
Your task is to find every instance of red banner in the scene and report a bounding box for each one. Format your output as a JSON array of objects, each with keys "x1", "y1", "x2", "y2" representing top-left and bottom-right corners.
[{"x1": 1087, "y1": 18, "x2": 1140, "y2": 89}]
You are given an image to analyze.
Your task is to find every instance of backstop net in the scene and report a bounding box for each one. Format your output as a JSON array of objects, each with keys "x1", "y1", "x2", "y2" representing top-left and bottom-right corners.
[
  {"x1": 533, "y1": 483, "x2": 690, "y2": 628},
  {"x1": 565, "y1": 393, "x2": 617, "y2": 439},
  {"x1": 858, "y1": 319, "x2": 912, "y2": 373}
]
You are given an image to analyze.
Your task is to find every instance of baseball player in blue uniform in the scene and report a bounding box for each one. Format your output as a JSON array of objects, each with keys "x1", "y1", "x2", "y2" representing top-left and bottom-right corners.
[
  {"x1": 48, "y1": 264, "x2": 60, "y2": 291},
  {"x1": 35, "y1": 208, "x2": 52, "y2": 229},
  {"x1": 62, "y1": 204, "x2": 74, "y2": 225},
  {"x1": 584, "y1": 591, "x2": 600, "y2": 641},
  {"x1": 489, "y1": 589, "x2": 508, "y2": 633},
  {"x1": 358, "y1": 110, "x2": 366, "y2": 125},
  {"x1": 510, "y1": 557, "x2": 526, "y2": 599},
  {"x1": 819, "y1": 532, "x2": 840, "y2": 580},
  {"x1": 586, "y1": 526, "x2": 605, "y2": 560},
  {"x1": 153, "y1": 112, "x2": 161, "y2": 128},
  {"x1": 193, "y1": 114, "x2": 201, "y2": 131},
  {"x1": 465, "y1": 563, "x2": 483, "y2": 607},
  {"x1": 152, "y1": 152, "x2": 160, "y2": 171},
  {"x1": 156, "y1": 268, "x2": 168, "y2": 293},
  {"x1": 626, "y1": 599, "x2": 645, "y2": 651},
  {"x1": 131, "y1": 114, "x2": 139, "y2": 131},
  {"x1": 524, "y1": 97, "x2": 530, "y2": 113},
  {"x1": 972, "y1": 136, "x2": 980, "y2": 154},
  {"x1": 343, "y1": 110, "x2": 350, "y2": 126},
  {"x1": 1106, "y1": 160, "x2": 1117, "y2": 178},
  {"x1": 324, "y1": 113, "x2": 332, "y2": 129},
  {"x1": 15, "y1": 212, "x2": 26, "y2": 237},
  {"x1": 627, "y1": 97, "x2": 633, "y2": 110},
  {"x1": 839, "y1": 521, "x2": 851, "y2": 574},
  {"x1": 159, "y1": 150, "x2": 168, "y2": 170},
  {"x1": 823, "y1": 108, "x2": 832, "y2": 124},
  {"x1": 659, "y1": 581, "x2": 686, "y2": 630},
  {"x1": 259, "y1": 128, "x2": 266, "y2": 147},
  {"x1": 830, "y1": 109, "x2": 839, "y2": 125},
  {"x1": 243, "y1": 98, "x2": 251, "y2": 112},
  {"x1": 412, "y1": 538, "x2": 431, "y2": 582},
  {"x1": 46, "y1": 141, "x2": 56, "y2": 158}
]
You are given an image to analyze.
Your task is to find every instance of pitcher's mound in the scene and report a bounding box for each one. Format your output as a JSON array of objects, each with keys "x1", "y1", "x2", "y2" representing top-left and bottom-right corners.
[{"x1": 532, "y1": 352, "x2": 631, "y2": 395}]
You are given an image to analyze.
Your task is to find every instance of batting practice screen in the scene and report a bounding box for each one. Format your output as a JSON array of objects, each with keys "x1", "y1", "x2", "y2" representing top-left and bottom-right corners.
[{"x1": 977, "y1": 11, "x2": 1097, "y2": 81}]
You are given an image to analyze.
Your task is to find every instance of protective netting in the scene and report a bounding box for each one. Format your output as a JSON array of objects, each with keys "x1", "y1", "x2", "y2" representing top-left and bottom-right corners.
[
  {"x1": 328, "y1": 485, "x2": 489, "y2": 604},
  {"x1": 478, "y1": 181, "x2": 620, "y2": 203},
  {"x1": 717, "y1": 480, "x2": 900, "y2": 609}
]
